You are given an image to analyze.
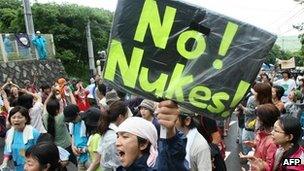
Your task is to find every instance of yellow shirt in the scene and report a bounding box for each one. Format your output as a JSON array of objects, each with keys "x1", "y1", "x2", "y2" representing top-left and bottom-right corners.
[{"x1": 87, "y1": 133, "x2": 102, "y2": 171}]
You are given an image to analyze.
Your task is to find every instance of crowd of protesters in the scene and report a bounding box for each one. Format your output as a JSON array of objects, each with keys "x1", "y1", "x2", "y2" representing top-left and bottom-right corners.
[
  {"x1": 0, "y1": 68, "x2": 303, "y2": 171},
  {"x1": 236, "y1": 69, "x2": 304, "y2": 171}
]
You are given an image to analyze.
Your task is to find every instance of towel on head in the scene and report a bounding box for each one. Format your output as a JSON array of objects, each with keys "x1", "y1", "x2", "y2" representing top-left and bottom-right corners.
[{"x1": 117, "y1": 117, "x2": 158, "y2": 167}]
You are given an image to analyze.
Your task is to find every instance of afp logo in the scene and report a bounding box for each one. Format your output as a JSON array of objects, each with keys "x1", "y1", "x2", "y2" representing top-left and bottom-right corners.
[{"x1": 282, "y1": 158, "x2": 301, "y2": 166}]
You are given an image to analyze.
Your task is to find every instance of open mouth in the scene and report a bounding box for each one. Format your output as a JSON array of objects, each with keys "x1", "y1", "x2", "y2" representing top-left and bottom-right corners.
[{"x1": 118, "y1": 150, "x2": 125, "y2": 158}]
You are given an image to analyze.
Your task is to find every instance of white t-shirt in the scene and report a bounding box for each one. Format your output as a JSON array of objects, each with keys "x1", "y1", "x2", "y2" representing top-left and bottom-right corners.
[
  {"x1": 30, "y1": 102, "x2": 47, "y2": 133},
  {"x1": 274, "y1": 79, "x2": 296, "y2": 103},
  {"x1": 86, "y1": 84, "x2": 96, "y2": 98},
  {"x1": 186, "y1": 128, "x2": 212, "y2": 171}
]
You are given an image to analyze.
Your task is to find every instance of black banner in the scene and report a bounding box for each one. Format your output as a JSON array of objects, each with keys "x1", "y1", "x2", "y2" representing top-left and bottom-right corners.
[{"x1": 103, "y1": 0, "x2": 277, "y2": 119}]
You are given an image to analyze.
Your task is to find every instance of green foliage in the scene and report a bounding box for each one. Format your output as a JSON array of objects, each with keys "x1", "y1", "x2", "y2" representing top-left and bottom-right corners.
[
  {"x1": 31, "y1": 3, "x2": 113, "y2": 80},
  {"x1": 0, "y1": 0, "x2": 113, "y2": 81},
  {"x1": 293, "y1": 51, "x2": 304, "y2": 66},
  {"x1": 266, "y1": 44, "x2": 291, "y2": 64},
  {"x1": 294, "y1": 24, "x2": 304, "y2": 57},
  {"x1": 0, "y1": 0, "x2": 22, "y2": 9},
  {"x1": 57, "y1": 50, "x2": 89, "y2": 81},
  {"x1": 265, "y1": 44, "x2": 304, "y2": 66}
]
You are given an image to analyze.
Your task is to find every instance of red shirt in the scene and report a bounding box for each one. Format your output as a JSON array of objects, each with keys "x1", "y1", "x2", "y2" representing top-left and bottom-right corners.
[
  {"x1": 254, "y1": 130, "x2": 278, "y2": 171},
  {"x1": 74, "y1": 90, "x2": 90, "y2": 112},
  {"x1": 277, "y1": 146, "x2": 304, "y2": 171}
]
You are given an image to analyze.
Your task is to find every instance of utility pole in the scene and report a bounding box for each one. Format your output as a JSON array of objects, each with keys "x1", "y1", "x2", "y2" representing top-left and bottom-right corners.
[
  {"x1": 86, "y1": 21, "x2": 96, "y2": 76},
  {"x1": 23, "y1": 0, "x2": 35, "y2": 35}
]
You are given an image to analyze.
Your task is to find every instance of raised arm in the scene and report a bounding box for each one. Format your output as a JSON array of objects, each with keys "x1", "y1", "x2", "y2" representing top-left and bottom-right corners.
[{"x1": 1, "y1": 90, "x2": 11, "y2": 112}]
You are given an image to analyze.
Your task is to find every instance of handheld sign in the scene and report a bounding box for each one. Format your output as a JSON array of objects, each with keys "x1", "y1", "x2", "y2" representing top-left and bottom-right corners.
[{"x1": 103, "y1": 0, "x2": 277, "y2": 119}]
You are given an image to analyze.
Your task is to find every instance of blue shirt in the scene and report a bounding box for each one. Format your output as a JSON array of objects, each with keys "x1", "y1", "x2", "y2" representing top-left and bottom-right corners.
[
  {"x1": 72, "y1": 121, "x2": 88, "y2": 163},
  {"x1": 4, "y1": 128, "x2": 40, "y2": 171}
]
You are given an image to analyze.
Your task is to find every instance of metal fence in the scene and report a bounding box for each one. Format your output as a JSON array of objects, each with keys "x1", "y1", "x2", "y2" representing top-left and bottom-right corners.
[{"x1": 0, "y1": 33, "x2": 55, "y2": 62}]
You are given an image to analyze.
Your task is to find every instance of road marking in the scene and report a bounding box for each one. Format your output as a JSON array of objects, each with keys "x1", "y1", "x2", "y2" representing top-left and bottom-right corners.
[
  {"x1": 224, "y1": 151, "x2": 231, "y2": 161},
  {"x1": 229, "y1": 121, "x2": 237, "y2": 126}
]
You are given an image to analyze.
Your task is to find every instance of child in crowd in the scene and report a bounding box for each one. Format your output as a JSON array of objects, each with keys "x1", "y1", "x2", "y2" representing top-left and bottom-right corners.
[
  {"x1": 82, "y1": 107, "x2": 103, "y2": 171},
  {"x1": 63, "y1": 104, "x2": 89, "y2": 170}
]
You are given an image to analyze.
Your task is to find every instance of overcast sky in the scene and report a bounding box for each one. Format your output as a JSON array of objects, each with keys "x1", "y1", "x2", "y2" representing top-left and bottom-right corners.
[{"x1": 36, "y1": 0, "x2": 304, "y2": 36}]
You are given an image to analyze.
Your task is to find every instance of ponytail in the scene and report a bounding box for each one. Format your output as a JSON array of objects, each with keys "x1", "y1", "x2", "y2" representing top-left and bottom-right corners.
[{"x1": 46, "y1": 100, "x2": 60, "y2": 139}]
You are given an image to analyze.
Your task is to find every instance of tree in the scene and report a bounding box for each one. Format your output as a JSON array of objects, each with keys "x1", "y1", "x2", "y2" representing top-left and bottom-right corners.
[
  {"x1": 0, "y1": 0, "x2": 113, "y2": 81},
  {"x1": 294, "y1": 0, "x2": 304, "y2": 62},
  {"x1": 0, "y1": 0, "x2": 23, "y2": 33},
  {"x1": 31, "y1": 3, "x2": 113, "y2": 80},
  {"x1": 265, "y1": 44, "x2": 293, "y2": 64}
]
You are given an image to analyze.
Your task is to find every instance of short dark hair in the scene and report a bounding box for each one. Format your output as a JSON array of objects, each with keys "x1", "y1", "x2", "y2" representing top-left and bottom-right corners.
[
  {"x1": 256, "y1": 104, "x2": 280, "y2": 129},
  {"x1": 282, "y1": 70, "x2": 291, "y2": 78},
  {"x1": 98, "y1": 84, "x2": 107, "y2": 96},
  {"x1": 260, "y1": 73, "x2": 270, "y2": 80},
  {"x1": 273, "y1": 85, "x2": 285, "y2": 100},
  {"x1": 108, "y1": 101, "x2": 127, "y2": 122},
  {"x1": 278, "y1": 115, "x2": 302, "y2": 144},
  {"x1": 25, "y1": 142, "x2": 60, "y2": 170},
  {"x1": 137, "y1": 136, "x2": 151, "y2": 154},
  {"x1": 41, "y1": 84, "x2": 51, "y2": 92},
  {"x1": 9, "y1": 106, "x2": 31, "y2": 125},
  {"x1": 37, "y1": 133, "x2": 54, "y2": 143},
  {"x1": 17, "y1": 94, "x2": 34, "y2": 110},
  {"x1": 63, "y1": 104, "x2": 80, "y2": 122},
  {"x1": 179, "y1": 115, "x2": 196, "y2": 129},
  {"x1": 116, "y1": 90, "x2": 126, "y2": 100}
]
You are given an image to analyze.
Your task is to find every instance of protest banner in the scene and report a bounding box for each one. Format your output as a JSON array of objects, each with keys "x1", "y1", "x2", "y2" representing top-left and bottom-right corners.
[
  {"x1": 103, "y1": 0, "x2": 277, "y2": 119},
  {"x1": 277, "y1": 57, "x2": 296, "y2": 69}
]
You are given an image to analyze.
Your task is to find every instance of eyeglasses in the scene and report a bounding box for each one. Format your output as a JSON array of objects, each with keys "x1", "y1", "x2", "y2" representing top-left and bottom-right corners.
[{"x1": 273, "y1": 129, "x2": 285, "y2": 134}]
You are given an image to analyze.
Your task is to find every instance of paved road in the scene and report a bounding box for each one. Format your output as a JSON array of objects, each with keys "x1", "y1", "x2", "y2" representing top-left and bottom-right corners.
[{"x1": 224, "y1": 114, "x2": 245, "y2": 171}]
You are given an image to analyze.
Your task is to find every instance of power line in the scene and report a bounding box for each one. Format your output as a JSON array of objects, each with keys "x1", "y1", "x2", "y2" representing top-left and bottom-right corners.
[
  {"x1": 276, "y1": 7, "x2": 304, "y2": 29},
  {"x1": 268, "y1": 4, "x2": 299, "y2": 26}
]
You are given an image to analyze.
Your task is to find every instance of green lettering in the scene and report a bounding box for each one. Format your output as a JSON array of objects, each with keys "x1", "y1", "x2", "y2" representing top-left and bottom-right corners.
[
  {"x1": 139, "y1": 67, "x2": 168, "y2": 97},
  {"x1": 134, "y1": 0, "x2": 177, "y2": 49},
  {"x1": 221, "y1": 111, "x2": 230, "y2": 118},
  {"x1": 218, "y1": 21, "x2": 239, "y2": 56},
  {"x1": 103, "y1": 40, "x2": 143, "y2": 88},
  {"x1": 189, "y1": 85, "x2": 211, "y2": 109},
  {"x1": 177, "y1": 30, "x2": 206, "y2": 59},
  {"x1": 230, "y1": 80, "x2": 251, "y2": 107},
  {"x1": 207, "y1": 92, "x2": 230, "y2": 113},
  {"x1": 165, "y1": 63, "x2": 193, "y2": 102}
]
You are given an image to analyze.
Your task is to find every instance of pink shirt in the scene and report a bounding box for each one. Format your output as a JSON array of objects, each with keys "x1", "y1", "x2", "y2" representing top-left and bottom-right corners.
[
  {"x1": 254, "y1": 130, "x2": 278, "y2": 171},
  {"x1": 277, "y1": 146, "x2": 304, "y2": 171}
]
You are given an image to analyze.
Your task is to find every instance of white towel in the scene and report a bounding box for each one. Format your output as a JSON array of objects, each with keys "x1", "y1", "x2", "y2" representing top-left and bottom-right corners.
[
  {"x1": 57, "y1": 146, "x2": 70, "y2": 161},
  {"x1": 185, "y1": 128, "x2": 197, "y2": 168},
  {"x1": 5, "y1": 125, "x2": 34, "y2": 153},
  {"x1": 117, "y1": 117, "x2": 158, "y2": 167}
]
